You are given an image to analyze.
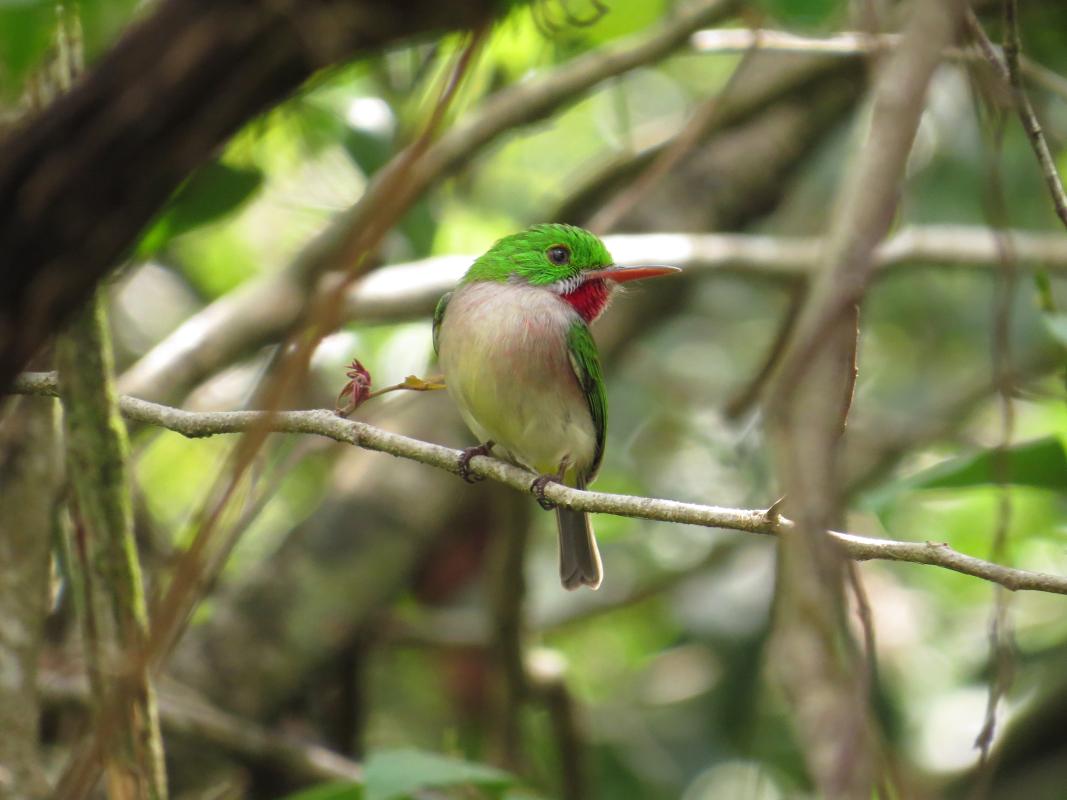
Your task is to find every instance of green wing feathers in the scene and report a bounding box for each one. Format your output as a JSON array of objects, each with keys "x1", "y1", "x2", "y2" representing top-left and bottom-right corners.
[
  {"x1": 566, "y1": 321, "x2": 607, "y2": 481},
  {"x1": 432, "y1": 291, "x2": 452, "y2": 356}
]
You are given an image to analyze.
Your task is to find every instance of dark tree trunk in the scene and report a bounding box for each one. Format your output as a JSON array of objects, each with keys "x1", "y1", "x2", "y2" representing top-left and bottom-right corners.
[{"x1": 0, "y1": 0, "x2": 498, "y2": 389}]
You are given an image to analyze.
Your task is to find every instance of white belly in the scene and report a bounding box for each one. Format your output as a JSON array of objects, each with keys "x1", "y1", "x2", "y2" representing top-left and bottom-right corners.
[{"x1": 437, "y1": 281, "x2": 598, "y2": 481}]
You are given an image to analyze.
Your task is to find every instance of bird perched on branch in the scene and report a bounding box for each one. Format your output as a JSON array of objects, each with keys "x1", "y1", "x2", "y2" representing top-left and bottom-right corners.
[{"x1": 433, "y1": 224, "x2": 679, "y2": 590}]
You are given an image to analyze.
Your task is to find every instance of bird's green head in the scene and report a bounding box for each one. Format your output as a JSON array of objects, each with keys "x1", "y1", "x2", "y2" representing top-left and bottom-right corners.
[
  {"x1": 462, "y1": 223, "x2": 612, "y2": 286},
  {"x1": 460, "y1": 223, "x2": 681, "y2": 322}
]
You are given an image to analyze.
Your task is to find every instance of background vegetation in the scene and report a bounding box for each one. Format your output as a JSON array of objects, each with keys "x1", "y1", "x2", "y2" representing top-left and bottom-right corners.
[{"x1": 1, "y1": 0, "x2": 1065, "y2": 798}]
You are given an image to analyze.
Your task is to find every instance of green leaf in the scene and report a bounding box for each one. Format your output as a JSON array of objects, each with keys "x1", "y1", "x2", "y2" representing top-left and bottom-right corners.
[
  {"x1": 885, "y1": 436, "x2": 1067, "y2": 498},
  {"x1": 343, "y1": 128, "x2": 393, "y2": 176},
  {"x1": 365, "y1": 749, "x2": 514, "y2": 800},
  {"x1": 282, "y1": 782, "x2": 362, "y2": 800},
  {"x1": 914, "y1": 437, "x2": 1067, "y2": 491},
  {"x1": 0, "y1": 2, "x2": 54, "y2": 96},
  {"x1": 135, "y1": 160, "x2": 263, "y2": 257},
  {"x1": 863, "y1": 437, "x2": 1067, "y2": 515}
]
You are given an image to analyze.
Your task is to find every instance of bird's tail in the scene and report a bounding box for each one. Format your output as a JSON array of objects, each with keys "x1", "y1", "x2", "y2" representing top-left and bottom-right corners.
[{"x1": 556, "y1": 505, "x2": 602, "y2": 591}]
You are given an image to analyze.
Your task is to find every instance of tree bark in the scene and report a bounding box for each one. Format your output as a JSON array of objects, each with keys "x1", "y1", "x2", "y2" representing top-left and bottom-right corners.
[
  {"x1": 56, "y1": 294, "x2": 167, "y2": 799},
  {"x1": 0, "y1": 396, "x2": 60, "y2": 800}
]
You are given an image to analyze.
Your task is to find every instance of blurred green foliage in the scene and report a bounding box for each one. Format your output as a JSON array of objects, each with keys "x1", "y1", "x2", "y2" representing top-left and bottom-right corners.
[
  {"x1": 8, "y1": 0, "x2": 1067, "y2": 798},
  {"x1": 136, "y1": 161, "x2": 265, "y2": 262},
  {"x1": 757, "y1": 0, "x2": 839, "y2": 29},
  {"x1": 125, "y1": 0, "x2": 1065, "y2": 783},
  {"x1": 0, "y1": 0, "x2": 139, "y2": 96},
  {"x1": 0, "y1": 2, "x2": 54, "y2": 96}
]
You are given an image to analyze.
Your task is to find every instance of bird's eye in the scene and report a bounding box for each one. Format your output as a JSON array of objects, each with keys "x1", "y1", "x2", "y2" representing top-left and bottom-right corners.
[{"x1": 547, "y1": 245, "x2": 570, "y2": 266}]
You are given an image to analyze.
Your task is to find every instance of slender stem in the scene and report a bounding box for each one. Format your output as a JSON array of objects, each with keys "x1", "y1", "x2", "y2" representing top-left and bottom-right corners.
[
  {"x1": 690, "y1": 27, "x2": 1067, "y2": 103},
  {"x1": 41, "y1": 671, "x2": 362, "y2": 783},
  {"x1": 338, "y1": 225, "x2": 1067, "y2": 327},
  {"x1": 968, "y1": 6, "x2": 1067, "y2": 230},
  {"x1": 13, "y1": 372, "x2": 1067, "y2": 597}
]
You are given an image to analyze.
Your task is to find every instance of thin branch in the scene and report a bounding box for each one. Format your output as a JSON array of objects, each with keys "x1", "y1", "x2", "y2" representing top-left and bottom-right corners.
[
  {"x1": 723, "y1": 280, "x2": 806, "y2": 420},
  {"x1": 40, "y1": 671, "x2": 362, "y2": 783},
  {"x1": 970, "y1": 57, "x2": 1020, "y2": 790},
  {"x1": 970, "y1": 22, "x2": 1067, "y2": 229},
  {"x1": 770, "y1": 9, "x2": 970, "y2": 403},
  {"x1": 341, "y1": 225, "x2": 1067, "y2": 325},
  {"x1": 586, "y1": 24, "x2": 761, "y2": 234},
  {"x1": 11, "y1": 372, "x2": 1067, "y2": 597},
  {"x1": 119, "y1": 26, "x2": 488, "y2": 726},
  {"x1": 968, "y1": 4, "x2": 1067, "y2": 231},
  {"x1": 690, "y1": 27, "x2": 1067, "y2": 103}
]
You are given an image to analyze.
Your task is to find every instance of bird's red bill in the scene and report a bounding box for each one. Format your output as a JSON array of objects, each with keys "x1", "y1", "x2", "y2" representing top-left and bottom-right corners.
[{"x1": 584, "y1": 265, "x2": 682, "y2": 283}]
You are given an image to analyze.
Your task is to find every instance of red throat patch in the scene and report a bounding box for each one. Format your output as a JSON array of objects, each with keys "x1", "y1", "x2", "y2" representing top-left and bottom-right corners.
[{"x1": 562, "y1": 279, "x2": 611, "y2": 323}]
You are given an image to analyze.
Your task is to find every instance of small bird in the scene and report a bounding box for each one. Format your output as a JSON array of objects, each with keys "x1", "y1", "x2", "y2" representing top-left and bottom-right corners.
[{"x1": 433, "y1": 224, "x2": 679, "y2": 590}]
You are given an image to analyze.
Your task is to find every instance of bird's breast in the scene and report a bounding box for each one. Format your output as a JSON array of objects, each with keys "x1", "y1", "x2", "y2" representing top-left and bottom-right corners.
[{"x1": 437, "y1": 282, "x2": 598, "y2": 479}]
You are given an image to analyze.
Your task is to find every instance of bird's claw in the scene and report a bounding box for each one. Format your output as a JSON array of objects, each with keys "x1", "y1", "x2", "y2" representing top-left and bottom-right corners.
[
  {"x1": 530, "y1": 474, "x2": 559, "y2": 510},
  {"x1": 457, "y1": 441, "x2": 494, "y2": 483}
]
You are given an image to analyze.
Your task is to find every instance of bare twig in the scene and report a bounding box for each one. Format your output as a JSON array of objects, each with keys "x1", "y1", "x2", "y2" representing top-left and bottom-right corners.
[
  {"x1": 846, "y1": 562, "x2": 878, "y2": 707},
  {"x1": 969, "y1": 55, "x2": 1020, "y2": 794},
  {"x1": 723, "y1": 280, "x2": 806, "y2": 420},
  {"x1": 999, "y1": 1, "x2": 1067, "y2": 230},
  {"x1": 12, "y1": 372, "x2": 1067, "y2": 597},
  {"x1": 690, "y1": 27, "x2": 1067, "y2": 103},
  {"x1": 338, "y1": 225, "x2": 1067, "y2": 326},
  {"x1": 586, "y1": 23, "x2": 761, "y2": 234},
  {"x1": 967, "y1": 7, "x2": 1067, "y2": 230},
  {"x1": 41, "y1": 671, "x2": 362, "y2": 783}
]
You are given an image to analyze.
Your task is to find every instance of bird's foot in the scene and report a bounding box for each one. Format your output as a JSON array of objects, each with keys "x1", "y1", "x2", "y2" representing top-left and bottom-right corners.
[
  {"x1": 530, "y1": 473, "x2": 562, "y2": 510},
  {"x1": 457, "y1": 441, "x2": 494, "y2": 483}
]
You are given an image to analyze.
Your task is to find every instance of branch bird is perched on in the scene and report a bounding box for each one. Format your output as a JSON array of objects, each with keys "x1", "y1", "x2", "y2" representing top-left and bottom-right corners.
[{"x1": 433, "y1": 224, "x2": 679, "y2": 590}]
